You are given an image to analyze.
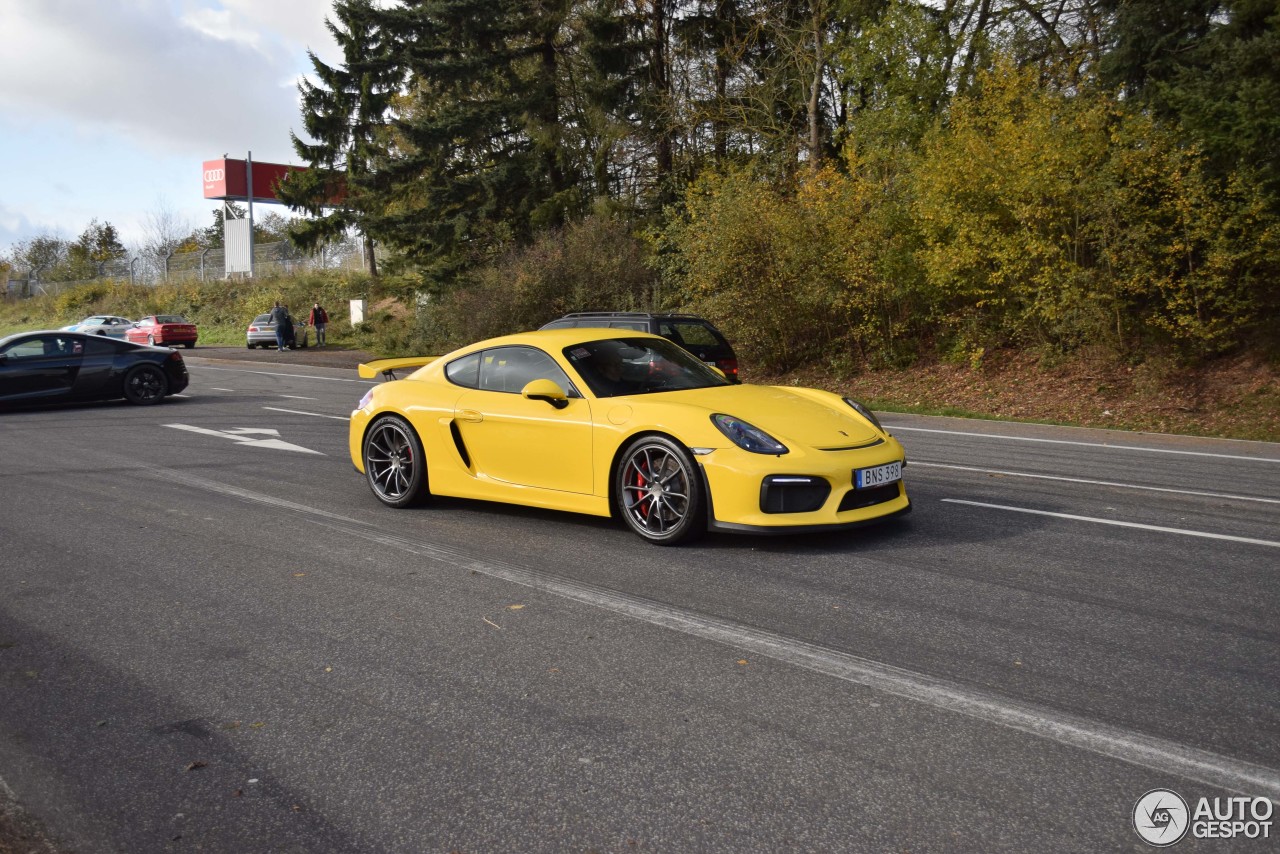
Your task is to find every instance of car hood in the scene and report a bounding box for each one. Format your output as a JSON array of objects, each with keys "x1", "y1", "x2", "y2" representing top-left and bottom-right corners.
[{"x1": 644, "y1": 384, "x2": 882, "y2": 448}]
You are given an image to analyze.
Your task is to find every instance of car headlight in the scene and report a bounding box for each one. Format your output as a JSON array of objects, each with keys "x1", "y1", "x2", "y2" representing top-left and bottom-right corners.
[
  {"x1": 711, "y1": 414, "x2": 788, "y2": 455},
  {"x1": 842, "y1": 397, "x2": 884, "y2": 432}
]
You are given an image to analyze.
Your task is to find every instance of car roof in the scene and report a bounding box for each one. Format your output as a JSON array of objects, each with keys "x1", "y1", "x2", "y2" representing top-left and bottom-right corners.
[
  {"x1": 550, "y1": 311, "x2": 708, "y2": 321},
  {"x1": 454, "y1": 327, "x2": 667, "y2": 354}
]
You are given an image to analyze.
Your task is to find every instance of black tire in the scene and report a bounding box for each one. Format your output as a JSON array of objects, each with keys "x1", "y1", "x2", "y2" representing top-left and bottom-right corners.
[
  {"x1": 363, "y1": 415, "x2": 429, "y2": 508},
  {"x1": 615, "y1": 435, "x2": 705, "y2": 545},
  {"x1": 122, "y1": 364, "x2": 169, "y2": 405},
  {"x1": 184, "y1": 342, "x2": 194, "y2": 349}
]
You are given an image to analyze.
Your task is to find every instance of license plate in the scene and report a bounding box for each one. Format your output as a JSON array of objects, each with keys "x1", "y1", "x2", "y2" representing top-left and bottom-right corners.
[{"x1": 855, "y1": 461, "x2": 902, "y2": 489}]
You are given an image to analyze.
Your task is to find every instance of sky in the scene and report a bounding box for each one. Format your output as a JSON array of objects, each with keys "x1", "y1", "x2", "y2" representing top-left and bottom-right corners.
[{"x1": 0, "y1": 0, "x2": 342, "y2": 255}]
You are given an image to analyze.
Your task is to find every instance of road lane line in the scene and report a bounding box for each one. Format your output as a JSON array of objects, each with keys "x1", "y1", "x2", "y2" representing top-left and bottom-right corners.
[
  {"x1": 914, "y1": 462, "x2": 1280, "y2": 505},
  {"x1": 279, "y1": 394, "x2": 318, "y2": 400},
  {"x1": 138, "y1": 464, "x2": 1280, "y2": 798},
  {"x1": 262, "y1": 406, "x2": 349, "y2": 421},
  {"x1": 192, "y1": 365, "x2": 374, "y2": 384},
  {"x1": 887, "y1": 425, "x2": 1280, "y2": 464},
  {"x1": 210, "y1": 387, "x2": 235, "y2": 392},
  {"x1": 943, "y1": 499, "x2": 1280, "y2": 548}
]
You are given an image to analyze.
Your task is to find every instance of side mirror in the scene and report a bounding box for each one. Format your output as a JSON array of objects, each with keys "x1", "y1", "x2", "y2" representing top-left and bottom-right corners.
[{"x1": 521, "y1": 378, "x2": 569, "y2": 409}]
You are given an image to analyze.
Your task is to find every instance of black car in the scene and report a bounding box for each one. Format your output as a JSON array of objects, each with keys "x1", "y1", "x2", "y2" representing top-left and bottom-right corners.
[
  {"x1": 539, "y1": 312, "x2": 740, "y2": 382},
  {"x1": 0, "y1": 331, "x2": 189, "y2": 407}
]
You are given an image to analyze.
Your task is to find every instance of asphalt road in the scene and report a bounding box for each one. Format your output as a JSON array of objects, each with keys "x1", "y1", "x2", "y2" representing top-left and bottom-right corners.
[{"x1": 1, "y1": 351, "x2": 1277, "y2": 852}]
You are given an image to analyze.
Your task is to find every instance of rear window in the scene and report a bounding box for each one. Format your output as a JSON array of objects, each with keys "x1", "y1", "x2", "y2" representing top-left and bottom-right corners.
[
  {"x1": 157, "y1": 315, "x2": 187, "y2": 324},
  {"x1": 662, "y1": 321, "x2": 723, "y2": 347}
]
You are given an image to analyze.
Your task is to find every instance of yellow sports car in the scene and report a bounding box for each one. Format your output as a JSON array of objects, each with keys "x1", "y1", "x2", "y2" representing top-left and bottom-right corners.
[{"x1": 351, "y1": 329, "x2": 910, "y2": 545}]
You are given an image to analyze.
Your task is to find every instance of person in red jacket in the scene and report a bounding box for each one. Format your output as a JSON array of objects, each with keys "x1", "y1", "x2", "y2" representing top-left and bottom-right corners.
[{"x1": 308, "y1": 302, "x2": 329, "y2": 347}]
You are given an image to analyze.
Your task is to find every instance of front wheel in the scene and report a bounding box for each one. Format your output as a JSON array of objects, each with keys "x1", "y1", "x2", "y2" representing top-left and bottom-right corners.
[
  {"x1": 147, "y1": 334, "x2": 156, "y2": 346},
  {"x1": 363, "y1": 415, "x2": 429, "y2": 508},
  {"x1": 615, "y1": 436, "x2": 705, "y2": 545},
  {"x1": 123, "y1": 364, "x2": 168, "y2": 405}
]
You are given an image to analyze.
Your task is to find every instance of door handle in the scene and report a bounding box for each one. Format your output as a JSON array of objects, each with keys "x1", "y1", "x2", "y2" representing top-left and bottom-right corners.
[{"x1": 458, "y1": 409, "x2": 484, "y2": 423}]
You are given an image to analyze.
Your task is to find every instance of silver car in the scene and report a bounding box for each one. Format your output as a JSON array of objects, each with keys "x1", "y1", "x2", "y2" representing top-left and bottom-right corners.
[
  {"x1": 61, "y1": 315, "x2": 135, "y2": 339},
  {"x1": 246, "y1": 314, "x2": 310, "y2": 349}
]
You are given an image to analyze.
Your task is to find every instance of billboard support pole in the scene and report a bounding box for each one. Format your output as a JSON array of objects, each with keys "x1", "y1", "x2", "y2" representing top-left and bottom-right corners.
[{"x1": 246, "y1": 151, "x2": 255, "y2": 278}]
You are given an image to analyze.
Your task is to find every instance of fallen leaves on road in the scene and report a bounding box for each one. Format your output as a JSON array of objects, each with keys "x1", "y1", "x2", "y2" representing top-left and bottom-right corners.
[
  {"x1": 184, "y1": 761, "x2": 207, "y2": 772},
  {"x1": 483, "y1": 617, "x2": 502, "y2": 630}
]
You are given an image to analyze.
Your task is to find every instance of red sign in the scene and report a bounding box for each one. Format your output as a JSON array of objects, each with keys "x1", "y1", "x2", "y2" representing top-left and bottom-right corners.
[{"x1": 202, "y1": 158, "x2": 300, "y2": 203}]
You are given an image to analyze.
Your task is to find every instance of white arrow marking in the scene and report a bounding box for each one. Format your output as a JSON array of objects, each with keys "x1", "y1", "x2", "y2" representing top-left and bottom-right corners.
[{"x1": 164, "y1": 424, "x2": 323, "y2": 455}]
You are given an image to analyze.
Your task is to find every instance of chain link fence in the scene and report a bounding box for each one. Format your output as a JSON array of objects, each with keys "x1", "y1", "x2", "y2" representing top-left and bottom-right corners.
[{"x1": 3, "y1": 236, "x2": 368, "y2": 301}]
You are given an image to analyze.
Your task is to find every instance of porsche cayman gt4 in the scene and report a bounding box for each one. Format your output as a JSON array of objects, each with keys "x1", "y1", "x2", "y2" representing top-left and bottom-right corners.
[{"x1": 350, "y1": 329, "x2": 909, "y2": 545}]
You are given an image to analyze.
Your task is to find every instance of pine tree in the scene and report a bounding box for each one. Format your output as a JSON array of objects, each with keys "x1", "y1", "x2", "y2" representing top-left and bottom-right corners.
[
  {"x1": 279, "y1": 0, "x2": 398, "y2": 276},
  {"x1": 363, "y1": 0, "x2": 581, "y2": 284}
]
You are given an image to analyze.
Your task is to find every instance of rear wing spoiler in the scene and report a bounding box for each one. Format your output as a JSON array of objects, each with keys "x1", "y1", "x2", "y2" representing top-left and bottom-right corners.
[{"x1": 357, "y1": 356, "x2": 440, "y2": 381}]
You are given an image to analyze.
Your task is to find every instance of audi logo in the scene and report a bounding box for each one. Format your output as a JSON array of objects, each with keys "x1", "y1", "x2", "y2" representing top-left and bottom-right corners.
[{"x1": 204, "y1": 168, "x2": 224, "y2": 182}]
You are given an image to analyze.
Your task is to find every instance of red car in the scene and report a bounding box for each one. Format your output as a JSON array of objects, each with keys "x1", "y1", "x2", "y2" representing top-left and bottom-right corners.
[{"x1": 126, "y1": 315, "x2": 198, "y2": 349}]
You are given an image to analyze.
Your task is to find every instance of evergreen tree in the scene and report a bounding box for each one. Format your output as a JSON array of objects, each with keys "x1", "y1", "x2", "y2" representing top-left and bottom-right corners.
[
  {"x1": 367, "y1": 0, "x2": 579, "y2": 284},
  {"x1": 279, "y1": 0, "x2": 398, "y2": 276}
]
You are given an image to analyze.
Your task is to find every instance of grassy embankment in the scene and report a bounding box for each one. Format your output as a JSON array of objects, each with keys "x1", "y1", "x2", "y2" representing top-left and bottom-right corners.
[{"x1": 3, "y1": 273, "x2": 1276, "y2": 442}]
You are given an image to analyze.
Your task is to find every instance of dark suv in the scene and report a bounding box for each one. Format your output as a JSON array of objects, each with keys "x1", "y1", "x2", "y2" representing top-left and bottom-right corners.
[{"x1": 540, "y1": 312, "x2": 739, "y2": 382}]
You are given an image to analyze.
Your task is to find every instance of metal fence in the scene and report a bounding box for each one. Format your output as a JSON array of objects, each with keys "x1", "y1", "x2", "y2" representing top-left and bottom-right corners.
[{"x1": 3, "y1": 237, "x2": 369, "y2": 300}]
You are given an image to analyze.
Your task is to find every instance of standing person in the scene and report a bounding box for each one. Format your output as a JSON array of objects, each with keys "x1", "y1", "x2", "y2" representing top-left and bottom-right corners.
[
  {"x1": 308, "y1": 301, "x2": 329, "y2": 347},
  {"x1": 268, "y1": 300, "x2": 290, "y2": 352}
]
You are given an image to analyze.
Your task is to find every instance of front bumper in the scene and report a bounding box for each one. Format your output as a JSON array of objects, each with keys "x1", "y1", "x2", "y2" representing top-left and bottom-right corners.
[{"x1": 698, "y1": 441, "x2": 910, "y2": 533}]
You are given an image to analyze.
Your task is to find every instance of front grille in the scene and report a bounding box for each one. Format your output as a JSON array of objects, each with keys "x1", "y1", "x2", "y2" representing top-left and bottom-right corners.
[
  {"x1": 837, "y1": 482, "x2": 901, "y2": 512},
  {"x1": 760, "y1": 476, "x2": 831, "y2": 514}
]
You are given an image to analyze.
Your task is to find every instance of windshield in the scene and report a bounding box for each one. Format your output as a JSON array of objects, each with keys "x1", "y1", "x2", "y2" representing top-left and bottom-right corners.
[{"x1": 563, "y1": 337, "x2": 731, "y2": 398}]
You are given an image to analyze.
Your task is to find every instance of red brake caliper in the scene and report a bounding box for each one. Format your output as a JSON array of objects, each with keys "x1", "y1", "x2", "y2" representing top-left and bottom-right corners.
[{"x1": 635, "y1": 460, "x2": 650, "y2": 519}]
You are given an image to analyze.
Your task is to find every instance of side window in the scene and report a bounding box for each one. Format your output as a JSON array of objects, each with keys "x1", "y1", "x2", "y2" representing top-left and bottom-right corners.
[
  {"x1": 670, "y1": 322, "x2": 721, "y2": 347},
  {"x1": 608, "y1": 321, "x2": 647, "y2": 331},
  {"x1": 445, "y1": 352, "x2": 481, "y2": 388},
  {"x1": 478, "y1": 346, "x2": 576, "y2": 395},
  {"x1": 2, "y1": 335, "x2": 81, "y2": 358},
  {"x1": 2, "y1": 337, "x2": 51, "y2": 359}
]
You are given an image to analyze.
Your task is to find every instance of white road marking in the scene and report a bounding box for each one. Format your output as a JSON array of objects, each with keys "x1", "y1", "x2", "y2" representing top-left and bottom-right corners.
[
  {"x1": 914, "y1": 461, "x2": 1280, "y2": 505},
  {"x1": 887, "y1": 425, "x2": 1280, "y2": 464},
  {"x1": 163, "y1": 423, "x2": 324, "y2": 455},
  {"x1": 279, "y1": 395, "x2": 318, "y2": 400},
  {"x1": 136, "y1": 463, "x2": 1280, "y2": 798},
  {"x1": 210, "y1": 387, "x2": 235, "y2": 392},
  {"x1": 193, "y1": 365, "x2": 374, "y2": 384},
  {"x1": 943, "y1": 499, "x2": 1280, "y2": 548},
  {"x1": 263, "y1": 406, "x2": 349, "y2": 421}
]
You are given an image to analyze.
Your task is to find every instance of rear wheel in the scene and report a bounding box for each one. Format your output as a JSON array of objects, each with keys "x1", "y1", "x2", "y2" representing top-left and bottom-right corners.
[
  {"x1": 184, "y1": 342, "x2": 194, "y2": 349},
  {"x1": 615, "y1": 435, "x2": 705, "y2": 545},
  {"x1": 363, "y1": 415, "x2": 429, "y2": 508},
  {"x1": 123, "y1": 364, "x2": 168, "y2": 405}
]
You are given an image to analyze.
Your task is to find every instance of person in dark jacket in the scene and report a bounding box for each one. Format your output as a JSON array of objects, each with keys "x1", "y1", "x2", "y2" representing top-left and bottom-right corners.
[
  {"x1": 269, "y1": 301, "x2": 291, "y2": 352},
  {"x1": 308, "y1": 302, "x2": 329, "y2": 347}
]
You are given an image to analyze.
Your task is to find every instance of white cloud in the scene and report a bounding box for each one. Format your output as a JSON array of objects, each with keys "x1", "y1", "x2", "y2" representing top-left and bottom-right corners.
[
  {"x1": 0, "y1": 1, "x2": 340, "y2": 252},
  {"x1": 0, "y1": 0, "x2": 336, "y2": 162}
]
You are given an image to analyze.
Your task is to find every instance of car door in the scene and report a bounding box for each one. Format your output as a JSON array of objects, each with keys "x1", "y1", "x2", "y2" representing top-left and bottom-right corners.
[
  {"x1": 452, "y1": 346, "x2": 594, "y2": 494},
  {"x1": 0, "y1": 334, "x2": 83, "y2": 402}
]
